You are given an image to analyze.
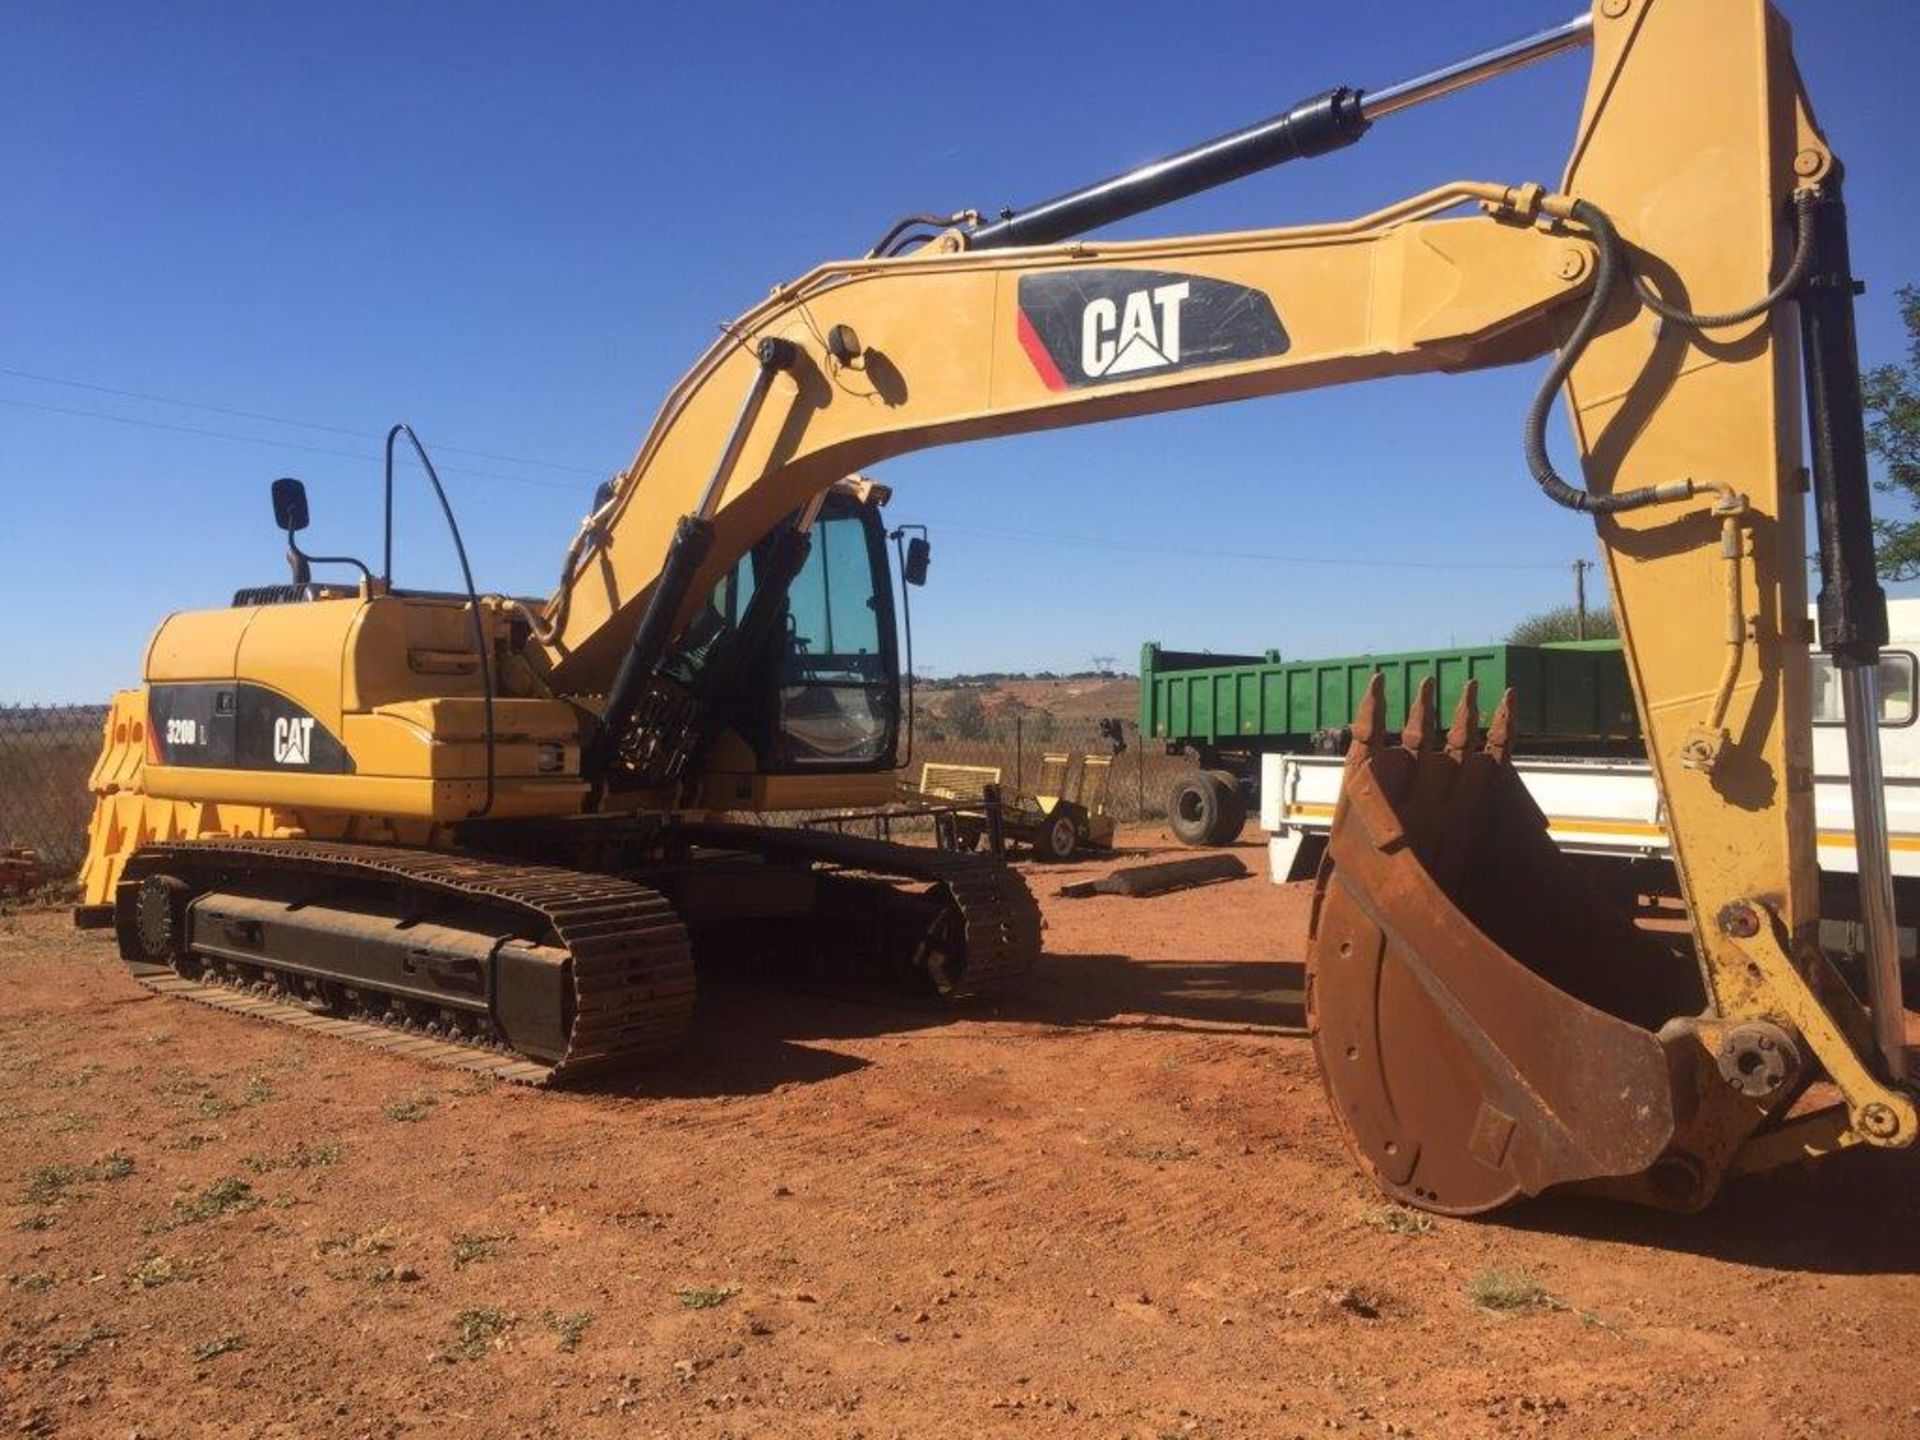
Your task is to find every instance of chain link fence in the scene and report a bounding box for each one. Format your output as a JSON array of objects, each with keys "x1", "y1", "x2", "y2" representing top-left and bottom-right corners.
[{"x1": 1, "y1": 705, "x2": 108, "y2": 877}]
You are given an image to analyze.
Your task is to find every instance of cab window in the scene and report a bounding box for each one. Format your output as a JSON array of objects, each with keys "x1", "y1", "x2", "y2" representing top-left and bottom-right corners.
[{"x1": 774, "y1": 512, "x2": 895, "y2": 766}]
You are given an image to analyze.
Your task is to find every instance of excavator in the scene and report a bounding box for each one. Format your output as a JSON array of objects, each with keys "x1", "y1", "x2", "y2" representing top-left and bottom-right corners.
[{"x1": 74, "y1": 0, "x2": 1914, "y2": 1215}]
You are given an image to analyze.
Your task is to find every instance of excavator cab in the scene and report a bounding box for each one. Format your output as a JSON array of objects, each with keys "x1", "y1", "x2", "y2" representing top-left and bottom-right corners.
[
  {"x1": 765, "y1": 498, "x2": 901, "y2": 769},
  {"x1": 664, "y1": 485, "x2": 906, "y2": 781}
]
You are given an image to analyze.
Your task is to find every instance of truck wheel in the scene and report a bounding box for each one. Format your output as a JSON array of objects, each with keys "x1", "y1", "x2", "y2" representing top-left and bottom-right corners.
[
  {"x1": 1167, "y1": 773, "x2": 1215, "y2": 846},
  {"x1": 1167, "y1": 772, "x2": 1243, "y2": 847},
  {"x1": 1202, "y1": 770, "x2": 1248, "y2": 845}
]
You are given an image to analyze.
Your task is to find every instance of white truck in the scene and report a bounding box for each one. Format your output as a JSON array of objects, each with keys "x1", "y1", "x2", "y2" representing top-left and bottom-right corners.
[{"x1": 1261, "y1": 602, "x2": 1920, "y2": 958}]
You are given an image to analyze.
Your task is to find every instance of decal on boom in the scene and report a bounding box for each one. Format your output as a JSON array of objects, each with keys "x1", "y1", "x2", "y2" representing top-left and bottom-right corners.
[{"x1": 1016, "y1": 269, "x2": 1288, "y2": 391}]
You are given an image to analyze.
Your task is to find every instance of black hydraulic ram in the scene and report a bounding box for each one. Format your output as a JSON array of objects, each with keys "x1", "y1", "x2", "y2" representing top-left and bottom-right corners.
[
  {"x1": 965, "y1": 12, "x2": 1591, "y2": 252},
  {"x1": 1798, "y1": 177, "x2": 1906, "y2": 1083},
  {"x1": 585, "y1": 336, "x2": 800, "y2": 795},
  {"x1": 665, "y1": 495, "x2": 826, "y2": 798}
]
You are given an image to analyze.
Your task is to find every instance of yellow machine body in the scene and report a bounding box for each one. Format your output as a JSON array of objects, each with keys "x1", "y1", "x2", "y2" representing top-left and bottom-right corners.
[{"x1": 78, "y1": 0, "x2": 1913, "y2": 1208}]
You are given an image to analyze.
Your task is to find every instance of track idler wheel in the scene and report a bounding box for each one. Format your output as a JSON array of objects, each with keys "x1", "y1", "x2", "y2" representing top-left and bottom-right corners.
[
  {"x1": 130, "y1": 874, "x2": 196, "y2": 973},
  {"x1": 1306, "y1": 677, "x2": 1707, "y2": 1215}
]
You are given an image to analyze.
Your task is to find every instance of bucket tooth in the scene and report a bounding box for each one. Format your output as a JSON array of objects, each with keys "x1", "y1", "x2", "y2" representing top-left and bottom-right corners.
[
  {"x1": 1485, "y1": 688, "x2": 1516, "y2": 764},
  {"x1": 1349, "y1": 673, "x2": 1388, "y2": 755},
  {"x1": 1400, "y1": 676, "x2": 1440, "y2": 754},
  {"x1": 1402, "y1": 678, "x2": 1458, "y2": 857},
  {"x1": 1334, "y1": 673, "x2": 1400, "y2": 818},
  {"x1": 1431, "y1": 679, "x2": 1493, "y2": 893},
  {"x1": 1445, "y1": 680, "x2": 1481, "y2": 758}
]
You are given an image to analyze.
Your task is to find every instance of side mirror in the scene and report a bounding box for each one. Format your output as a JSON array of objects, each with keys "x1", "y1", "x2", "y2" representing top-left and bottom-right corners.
[
  {"x1": 271, "y1": 477, "x2": 310, "y2": 534},
  {"x1": 903, "y1": 535, "x2": 931, "y2": 587}
]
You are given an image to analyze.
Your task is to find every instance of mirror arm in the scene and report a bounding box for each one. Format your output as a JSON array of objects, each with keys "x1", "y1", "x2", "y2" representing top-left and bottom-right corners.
[{"x1": 286, "y1": 530, "x2": 372, "y2": 585}]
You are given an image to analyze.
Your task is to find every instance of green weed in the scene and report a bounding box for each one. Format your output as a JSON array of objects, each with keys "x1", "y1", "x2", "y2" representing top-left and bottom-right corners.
[
  {"x1": 547, "y1": 1309, "x2": 593, "y2": 1353},
  {"x1": 1364, "y1": 1206, "x2": 1434, "y2": 1237},
  {"x1": 316, "y1": 1228, "x2": 394, "y2": 1258},
  {"x1": 1129, "y1": 1142, "x2": 1198, "y2": 1163},
  {"x1": 242, "y1": 1141, "x2": 341, "y2": 1174},
  {"x1": 443, "y1": 1306, "x2": 515, "y2": 1361},
  {"x1": 129, "y1": 1253, "x2": 190, "y2": 1289},
  {"x1": 1464, "y1": 1268, "x2": 1557, "y2": 1315},
  {"x1": 46, "y1": 1324, "x2": 117, "y2": 1368},
  {"x1": 452, "y1": 1231, "x2": 508, "y2": 1268},
  {"x1": 21, "y1": 1165, "x2": 82, "y2": 1206},
  {"x1": 189, "y1": 1333, "x2": 245, "y2": 1363},
  {"x1": 171, "y1": 1177, "x2": 260, "y2": 1225}
]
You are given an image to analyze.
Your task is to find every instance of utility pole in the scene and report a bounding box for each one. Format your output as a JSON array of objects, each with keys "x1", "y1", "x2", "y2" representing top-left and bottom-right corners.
[{"x1": 1572, "y1": 559, "x2": 1592, "y2": 640}]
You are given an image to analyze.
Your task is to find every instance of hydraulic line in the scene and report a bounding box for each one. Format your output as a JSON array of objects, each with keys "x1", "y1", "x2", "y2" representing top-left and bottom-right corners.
[
  {"x1": 866, "y1": 212, "x2": 977, "y2": 259},
  {"x1": 1528, "y1": 195, "x2": 1817, "y2": 515},
  {"x1": 385, "y1": 424, "x2": 496, "y2": 818},
  {"x1": 1524, "y1": 202, "x2": 1696, "y2": 515},
  {"x1": 1633, "y1": 191, "x2": 1817, "y2": 330}
]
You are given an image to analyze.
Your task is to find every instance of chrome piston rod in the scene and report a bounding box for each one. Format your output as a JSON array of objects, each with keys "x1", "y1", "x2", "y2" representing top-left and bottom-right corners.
[
  {"x1": 1361, "y1": 12, "x2": 1593, "y2": 120},
  {"x1": 1842, "y1": 664, "x2": 1909, "y2": 1081}
]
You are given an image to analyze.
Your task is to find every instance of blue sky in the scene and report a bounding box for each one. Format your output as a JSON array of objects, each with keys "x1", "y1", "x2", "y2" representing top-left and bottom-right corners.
[{"x1": 4, "y1": 1, "x2": 1916, "y2": 700}]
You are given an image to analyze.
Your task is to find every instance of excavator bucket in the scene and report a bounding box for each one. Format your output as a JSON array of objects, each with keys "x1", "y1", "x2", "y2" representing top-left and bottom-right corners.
[{"x1": 1307, "y1": 677, "x2": 1709, "y2": 1215}]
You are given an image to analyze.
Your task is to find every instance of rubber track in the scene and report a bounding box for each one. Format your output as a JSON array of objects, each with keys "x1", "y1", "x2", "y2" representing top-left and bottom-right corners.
[
  {"x1": 672, "y1": 823, "x2": 1042, "y2": 996},
  {"x1": 118, "y1": 839, "x2": 695, "y2": 1087}
]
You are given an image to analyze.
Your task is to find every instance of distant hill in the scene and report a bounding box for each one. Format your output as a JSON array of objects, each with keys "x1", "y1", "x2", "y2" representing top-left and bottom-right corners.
[{"x1": 913, "y1": 673, "x2": 1137, "y2": 740}]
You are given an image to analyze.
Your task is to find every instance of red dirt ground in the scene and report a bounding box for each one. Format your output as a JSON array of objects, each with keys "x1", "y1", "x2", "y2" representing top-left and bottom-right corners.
[{"x1": 3, "y1": 828, "x2": 1917, "y2": 1439}]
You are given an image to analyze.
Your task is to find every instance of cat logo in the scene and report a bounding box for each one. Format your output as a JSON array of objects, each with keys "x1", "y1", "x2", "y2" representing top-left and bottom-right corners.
[
  {"x1": 1016, "y1": 268, "x2": 1289, "y2": 391},
  {"x1": 1081, "y1": 281, "x2": 1189, "y2": 378},
  {"x1": 272, "y1": 715, "x2": 315, "y2": 766}
]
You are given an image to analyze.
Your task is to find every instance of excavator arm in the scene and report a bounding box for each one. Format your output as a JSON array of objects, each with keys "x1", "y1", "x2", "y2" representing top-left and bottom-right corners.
[{"x1": 525, "y1": 0, "x2": 1910, "y2": 1210}]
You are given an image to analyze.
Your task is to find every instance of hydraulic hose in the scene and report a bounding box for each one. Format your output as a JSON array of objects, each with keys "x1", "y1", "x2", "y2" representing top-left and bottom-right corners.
[
  {"x1": 1527, "y1": 194, "x2": 1816, "y2": 515},
  {"x1": 1632, "y1": 190, "x2": 1817, "y2": 330},
  {"x1": 385, "y1": 423, "x2": 495, "y2": 818},
  {"x1": 866, "y1": 212, "x2": 976, "y2": 260},
  {"x1": 1525, "y1": 201, "x2": 1693, "y2": 514}
]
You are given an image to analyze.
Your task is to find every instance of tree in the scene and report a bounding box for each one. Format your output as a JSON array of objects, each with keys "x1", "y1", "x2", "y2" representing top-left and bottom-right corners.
[
  {"x1": 1865, "y1": 283, "x2": 1920, "y2": 580},
  {"x1": 1507, "y1": 604, "x2": 1619, "y2": 646},
  {"x1": 944, "y1": 689, "x2": 989, "y2": 741}
]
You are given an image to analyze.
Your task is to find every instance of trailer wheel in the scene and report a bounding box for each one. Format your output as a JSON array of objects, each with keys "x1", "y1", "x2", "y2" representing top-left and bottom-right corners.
[
  {"x1": 1034, "y1": 813, "x2": 1079, "y2": 863},
  {"x1": 1167, "y1": 772, "x2": 1246, "y2": 847}
]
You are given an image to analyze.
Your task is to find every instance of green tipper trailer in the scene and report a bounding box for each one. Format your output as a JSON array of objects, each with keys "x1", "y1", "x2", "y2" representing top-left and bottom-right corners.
[{"x1": 1141, "y1": 639, "x2": 1643, "y2": 845}]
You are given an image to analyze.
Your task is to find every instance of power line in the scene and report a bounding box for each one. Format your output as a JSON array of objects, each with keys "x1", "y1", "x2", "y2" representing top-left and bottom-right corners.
[
  {"x1": 0, "y1": 364, "x2": 603, "y2": 476},
  {"x1": 917, "y1": 516, "x2": 1568, "y2": 573},
  {"x1": 0, "y1": 366, "x2": 1575, "y2": 576},
  {"x1": 0, "y1": 393, "x2": 586, "y2": 493}
]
